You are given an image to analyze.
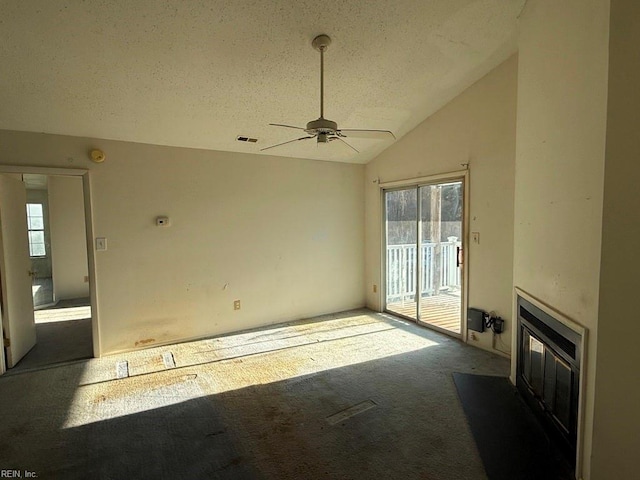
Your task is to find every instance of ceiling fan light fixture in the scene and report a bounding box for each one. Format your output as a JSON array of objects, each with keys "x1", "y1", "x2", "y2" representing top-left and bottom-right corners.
[
  {"x1": 261, "y1": 34, "x2": 395, "y2": 154},
  {"x1": 317, "y1": 133, "x2": 330, "y2": 144}
]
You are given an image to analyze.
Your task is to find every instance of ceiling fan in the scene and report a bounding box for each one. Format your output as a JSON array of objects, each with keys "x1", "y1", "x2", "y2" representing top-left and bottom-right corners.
[{"x1": 261, "y1": 34, "x2": 396, "y2": 153}]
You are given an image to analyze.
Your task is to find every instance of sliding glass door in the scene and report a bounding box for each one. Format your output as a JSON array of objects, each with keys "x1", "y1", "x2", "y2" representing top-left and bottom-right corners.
[
  {"x1": 385, "y1": 188, "x2": 418, "y2": 319},
  {"x1": 385, "y1": 179, "x2": 464, "y2": 335}
]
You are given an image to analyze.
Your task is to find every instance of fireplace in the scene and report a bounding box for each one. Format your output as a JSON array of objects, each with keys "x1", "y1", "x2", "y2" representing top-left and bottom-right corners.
[{"x1": 515, "y1": 292, "x2": 584, "y2": 472}]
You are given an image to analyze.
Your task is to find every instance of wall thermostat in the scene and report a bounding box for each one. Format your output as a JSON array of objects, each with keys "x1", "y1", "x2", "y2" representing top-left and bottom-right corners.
[{"x1": 156, "y1": 216, "x2": 170, "y2": 227}]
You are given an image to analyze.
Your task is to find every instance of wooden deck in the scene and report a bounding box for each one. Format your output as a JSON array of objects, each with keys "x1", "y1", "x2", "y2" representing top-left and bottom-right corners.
[{"x1": 387, "y1": 293, "x2": 461, "y2": 334}]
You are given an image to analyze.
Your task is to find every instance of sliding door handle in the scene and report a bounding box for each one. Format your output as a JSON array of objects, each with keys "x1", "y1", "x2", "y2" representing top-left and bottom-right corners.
[{"x1": 456, "y1": 246, "x2": 463, "y2": 267}]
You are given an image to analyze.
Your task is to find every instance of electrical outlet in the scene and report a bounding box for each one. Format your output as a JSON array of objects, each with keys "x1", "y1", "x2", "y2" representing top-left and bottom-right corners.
[
  {"x1": 233, "y1": 300, "x2": 241, "y2": 311},
  {"x1": 470, "y1": 332, "x2": 478, "y2": 341},
  {"x1": 373, "y1": 284, "x2": 377, "y2": 293}
]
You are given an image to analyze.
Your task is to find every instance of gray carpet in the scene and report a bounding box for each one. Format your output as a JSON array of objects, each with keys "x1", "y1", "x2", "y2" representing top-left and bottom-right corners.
[
  {"x1": 10, "y1": 297, "x2": 93, "y2": 373},
  {"x1": 10, "y1": 318, "x2": 93, "y2": 372},
  {"x1": 0, "y1": 310, "x2": 509, "y2": 479}
]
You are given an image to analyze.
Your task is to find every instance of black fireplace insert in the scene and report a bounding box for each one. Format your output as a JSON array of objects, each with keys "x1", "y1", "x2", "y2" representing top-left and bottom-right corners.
[{"x1": 516, "y1": 295, "x2": 582, "y2": 472}]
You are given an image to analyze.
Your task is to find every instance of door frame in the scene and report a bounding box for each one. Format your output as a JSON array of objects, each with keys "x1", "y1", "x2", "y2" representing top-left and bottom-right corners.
[
  {"x1": 0, "y1": 165, "x2": 100, "y2": 374},
  {"x1": 380, "y1": 170, "x2": 470, "y2": 340}
]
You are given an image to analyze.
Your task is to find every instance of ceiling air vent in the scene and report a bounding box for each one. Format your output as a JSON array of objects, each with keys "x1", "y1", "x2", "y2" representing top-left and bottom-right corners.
[{"x1": 236, "y1": 136, "x2": 258, "y2": 143}]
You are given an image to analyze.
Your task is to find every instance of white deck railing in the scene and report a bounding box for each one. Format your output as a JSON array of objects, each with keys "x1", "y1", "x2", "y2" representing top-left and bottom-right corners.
[{"x1": 386, "y1": 241, "x2": 461, "y2": 302}]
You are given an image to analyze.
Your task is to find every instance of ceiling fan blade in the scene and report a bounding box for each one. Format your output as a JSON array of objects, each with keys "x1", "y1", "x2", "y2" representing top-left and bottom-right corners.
[
  {"x1": 269, "y1": 123, "x2": 307, "y2": 131},
  {"x1": 260, "y1": 135, "x2": 315, "y2": 152},
  {"x1": 330, "y1": 136, "x2": 360, "y2": 153},
  {"x1": 337, "y1": 129, "x2": 396, "y2": 140}
]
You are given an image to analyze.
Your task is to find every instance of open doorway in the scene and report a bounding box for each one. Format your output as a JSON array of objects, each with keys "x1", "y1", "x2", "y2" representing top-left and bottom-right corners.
[{"x1": 1, "y1": 172, "x2": 94, "y2": 373}]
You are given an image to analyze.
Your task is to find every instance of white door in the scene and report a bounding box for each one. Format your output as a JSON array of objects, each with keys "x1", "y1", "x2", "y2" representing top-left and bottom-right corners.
[{"x1": 0, "y1": 174, "x2": 37, "y2": 370}]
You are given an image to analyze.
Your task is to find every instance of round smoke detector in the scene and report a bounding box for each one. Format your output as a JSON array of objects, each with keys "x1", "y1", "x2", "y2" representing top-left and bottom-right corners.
[{"x1": 90, "y1": 149, "x2": 106, "y2": 163}]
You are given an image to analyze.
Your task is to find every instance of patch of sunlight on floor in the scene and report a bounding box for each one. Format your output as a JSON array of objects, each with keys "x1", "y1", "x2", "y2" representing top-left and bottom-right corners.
[
  {"x1": 62, "y1": 310, "x2": 440, "y2": 429},
  {"x1": 35, "y1": 306, "x2": 92, "y2": 323}
]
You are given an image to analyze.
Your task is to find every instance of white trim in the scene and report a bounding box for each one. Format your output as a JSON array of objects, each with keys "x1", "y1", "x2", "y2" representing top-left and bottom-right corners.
[
  {"x1": 379, "y1": 169, "x2": 469, "y2": 340},
  {"x1": 0, "y1": 294, "x2": 4, "y2": 375},
  {"x1": 82, "y1": 173, "x2": 101, "y2": 357},
  {"x1": 0, "y1": 165, "x2": 88, "y2": 176},
  {"x1": 378, "y1": 169, "x2": 469, "y2": 189},
  {"x1": 0, "y1": 165, "x2": 101, "y2": 364},
  {"x1": 378, "y1": 187, "x2": 385, "y2": 311},
  {"x1": 513, "y1": 287, "x2": 588, "y2": 480},
  {"x1": 416, "y1": 186, "x2": 423, "y2": 321},
  {"x1": 461, "y1": 171, "x2": 470, "y2": 341}
]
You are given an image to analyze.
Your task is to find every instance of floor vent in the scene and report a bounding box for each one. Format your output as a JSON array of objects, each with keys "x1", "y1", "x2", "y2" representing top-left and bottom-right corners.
[
  {"x1": 326, "y1": 400, "x2": 377, "y2": 425},
  {"x1": 115, "y1": 360, "x2": 129, "y2": 379},
  {"x1": 162, "y1": 351, "x2": 176, "y2": 369}
]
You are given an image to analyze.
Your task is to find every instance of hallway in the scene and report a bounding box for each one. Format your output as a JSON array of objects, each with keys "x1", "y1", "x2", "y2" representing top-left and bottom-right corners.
[{"x1": 10, "y1": 297, "x2": 93, "y2": 373}]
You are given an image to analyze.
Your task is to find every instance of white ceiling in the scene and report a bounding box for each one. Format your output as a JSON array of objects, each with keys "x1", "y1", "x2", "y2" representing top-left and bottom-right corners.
[{"x1": 0, "y1": 0, "x2": 525, "y2": 164}]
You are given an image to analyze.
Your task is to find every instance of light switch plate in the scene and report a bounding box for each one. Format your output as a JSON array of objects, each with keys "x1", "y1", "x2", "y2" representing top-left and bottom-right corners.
[{"x1": 96, "y1": 237, "x2": 107, "y2": 251}]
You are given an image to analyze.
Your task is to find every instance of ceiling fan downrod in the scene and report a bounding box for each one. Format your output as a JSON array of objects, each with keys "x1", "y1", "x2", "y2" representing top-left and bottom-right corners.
[
  {"x1": 307, "y1": 34, "x2": 337, "y2": 134},
  {"x1": 312, "y1": 34, "x2": 331, "y2": 119}
]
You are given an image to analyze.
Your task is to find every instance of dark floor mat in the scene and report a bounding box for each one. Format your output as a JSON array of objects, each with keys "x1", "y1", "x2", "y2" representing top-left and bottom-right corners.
[{"x1": 452, "y1": 373, "x2": 574, "y2": 480}]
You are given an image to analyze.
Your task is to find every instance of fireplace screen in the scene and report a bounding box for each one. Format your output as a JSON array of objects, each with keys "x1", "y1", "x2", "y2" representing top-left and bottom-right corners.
[{"x1": 516, "y1": 295, "x2": 582, "y2": 469}]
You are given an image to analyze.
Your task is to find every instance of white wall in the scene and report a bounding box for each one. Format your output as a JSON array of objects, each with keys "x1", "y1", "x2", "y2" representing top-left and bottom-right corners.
[
  {"x1": 513, "y1": 1, "x2": 610, "y2": 478},
  {"x1": 365, "y1": 55, "x2": 517, "y2": 355},
  {"x1": 0, "y1": 130, "x2": 365, "y2": 354},
  {"x1": 48, "y1": 175, "x2": 89, "y2": 300},
  {"x1": 592, "y1": 0, "x2": 640, "y2": 477}
]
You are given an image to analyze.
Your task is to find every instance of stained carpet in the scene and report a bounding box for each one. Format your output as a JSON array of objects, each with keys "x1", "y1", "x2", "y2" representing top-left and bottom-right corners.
[{"x1": 1, "y1": 310, "x2": 510, "y2": 479}]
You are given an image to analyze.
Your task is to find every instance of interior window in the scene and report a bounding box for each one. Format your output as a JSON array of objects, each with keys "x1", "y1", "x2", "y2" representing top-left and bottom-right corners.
[{"x1": 26, "y1": 203, "x2": 46, "y2": 257}]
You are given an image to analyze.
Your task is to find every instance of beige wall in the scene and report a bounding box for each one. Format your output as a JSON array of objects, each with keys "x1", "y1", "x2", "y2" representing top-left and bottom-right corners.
[
  {"x1": 592, "y1": 0, "x2": 640, "y2": 477},
  {"x1": 513, "y1": 1, "x2": 610, "y2": 478},
  {"x1": 0, "y1": 130, "x2": 365, "y2": 354},
  {"x1": 364, "y1": 55, "x2": 517, "y2": 355},
  {"x1": 48, "y1": 175, "x2": 90, "y2": 300}
]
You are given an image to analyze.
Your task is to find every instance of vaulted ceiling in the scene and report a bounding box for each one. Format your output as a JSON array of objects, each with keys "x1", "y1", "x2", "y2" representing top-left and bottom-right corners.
[{"x1": 0, "y1": 0, "x2": 525, "y2": 164}]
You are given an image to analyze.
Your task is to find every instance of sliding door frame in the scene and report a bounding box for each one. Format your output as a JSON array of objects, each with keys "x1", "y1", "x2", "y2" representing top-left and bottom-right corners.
[{"x1": 381, "y1": 170, "x2": 470, "y2": 340}]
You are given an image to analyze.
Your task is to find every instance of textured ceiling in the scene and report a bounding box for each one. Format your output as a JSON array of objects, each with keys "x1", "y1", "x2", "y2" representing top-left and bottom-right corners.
[{"x1": 0, "y1": 0, "x2": 525, "y2": 164}]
